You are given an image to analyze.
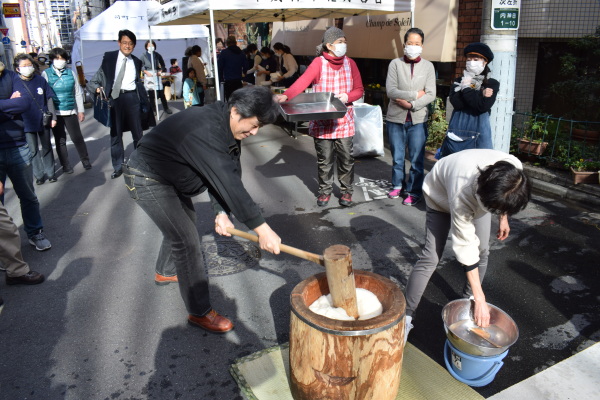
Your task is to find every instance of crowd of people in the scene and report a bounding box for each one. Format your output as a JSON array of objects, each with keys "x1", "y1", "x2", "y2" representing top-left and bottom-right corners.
[{"x1": 1, "y1": 27, "x2": 531, "y2": 348}]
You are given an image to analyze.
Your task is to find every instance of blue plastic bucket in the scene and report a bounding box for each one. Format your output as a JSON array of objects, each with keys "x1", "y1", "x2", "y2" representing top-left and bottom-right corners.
[{"x1": 444, "y1": 339, "x2": 508, "y2": 387}]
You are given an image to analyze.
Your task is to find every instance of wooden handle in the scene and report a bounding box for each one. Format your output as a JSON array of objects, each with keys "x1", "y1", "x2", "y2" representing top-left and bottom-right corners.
[
  {"x1": 469, "y1": 327, "x2": 502, "y2": 348},
  {"x1": 226, "y1": 227, "x2": 325, "y2": 266},
  {"x1": 323, "y1": 245, "x2": 359, "y2": 319}
]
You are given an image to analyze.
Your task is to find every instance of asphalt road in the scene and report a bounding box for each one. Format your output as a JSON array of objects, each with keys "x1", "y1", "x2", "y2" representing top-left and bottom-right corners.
[{"x1": 1, "y1": 102, "x2": 598, "y2": 399}]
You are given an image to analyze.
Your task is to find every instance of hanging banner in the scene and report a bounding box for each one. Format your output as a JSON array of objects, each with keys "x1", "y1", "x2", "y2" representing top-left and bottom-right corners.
[{"x1": 2, "y1": 3, "x2": 21, "y2": 18}]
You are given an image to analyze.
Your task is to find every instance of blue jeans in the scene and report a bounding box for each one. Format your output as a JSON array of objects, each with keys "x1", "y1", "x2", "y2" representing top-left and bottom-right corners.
[
  {"x1": 387, "y1": 121, "x2": 427, "y2": 197},
  {"x1": 123, "y1": 155, "x2": 212, "y2": 317},
  {"x1": 0, "y1": 144, "x2": 44, "y2": 237}
]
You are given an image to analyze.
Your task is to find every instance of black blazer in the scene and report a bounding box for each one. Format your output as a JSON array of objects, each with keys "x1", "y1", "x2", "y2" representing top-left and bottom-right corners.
[{"x1": 89, "y1": 50, "x2": 148, "y2": 107}]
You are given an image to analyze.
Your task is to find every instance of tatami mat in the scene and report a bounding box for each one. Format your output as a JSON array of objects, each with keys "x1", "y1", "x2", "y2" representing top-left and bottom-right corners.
[{"x1": 230, "y1": 342, "x2": 485, "y2": 400}]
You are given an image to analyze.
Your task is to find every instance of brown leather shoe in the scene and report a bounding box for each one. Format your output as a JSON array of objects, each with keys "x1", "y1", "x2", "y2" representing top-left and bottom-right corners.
[
  {"x1": 154, "y1": 273, "x2": 178, "y2": 286},
  {"x1": 6, "y1": 271, "x2": 45, "y2": 285},
  {"x1": 188, "y1": 310, "x2": 234, "y2": 333}
]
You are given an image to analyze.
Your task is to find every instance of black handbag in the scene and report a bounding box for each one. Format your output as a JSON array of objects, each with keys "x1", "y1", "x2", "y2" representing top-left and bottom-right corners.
[
  {"x1": 42, "y1": 111, "x2": 53, "y2": 127},
  {"x1": 439, "y1": 130, "x2": 480, "y2": 159},
  {"x1": 93, "y1": 88, "x2": 112, "y2": 128}
]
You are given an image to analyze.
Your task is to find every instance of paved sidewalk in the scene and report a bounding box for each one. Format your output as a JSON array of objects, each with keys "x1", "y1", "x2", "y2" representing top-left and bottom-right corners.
[{"x1": 488, "y1": 342, "x2": 600, "y2": 400}]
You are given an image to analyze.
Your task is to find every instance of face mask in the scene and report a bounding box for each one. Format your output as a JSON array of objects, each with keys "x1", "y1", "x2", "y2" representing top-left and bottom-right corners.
[
  {"x1": 466, "y1": 60, "x2": 485, "y2": 75},
  {"x1": 147, "y1": 46, "x2": 155, "y2": 53},
  {"x1": 53, "y1": 60, "x2": 67, "y2": 70},
  {"x1": 331, "y1": 43, "x2": 347, "y2": 57},
  {"x1": 19, "y1": 66, "x2": 35, "y2": 77},
  {"x1": 404, "y1": 45, "x2": 422, "y2": 59}
]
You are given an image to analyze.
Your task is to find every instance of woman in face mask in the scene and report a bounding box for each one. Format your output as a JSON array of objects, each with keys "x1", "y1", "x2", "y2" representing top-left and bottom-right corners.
[
  {"x1": 447, "y1": 42, "x2": 498, "y2": 151},
  {"x1": 385, "y1": 27, "x2": 437, "y2": 206},
  {"x1": 42, "y1": 47, "x2": 92, "y2": 174},
  {"x1": 275, "y1": 27, "x2": 364, "y2": 208},
  {"x1": 243, "y1": 43, "x2": 261, "y2": 85},
  {"x1": 271, "y1": 42, "x2": 299, "y2": 88},
  {"x1": 13, "y1": 54, "x2": 58, "y2": 184},
  {"x1": 255, "y1": 47, "x2": 277, "y2": 86},
  {"x1": 141, "y1": 40, "x2": 172, "y2": 116}
]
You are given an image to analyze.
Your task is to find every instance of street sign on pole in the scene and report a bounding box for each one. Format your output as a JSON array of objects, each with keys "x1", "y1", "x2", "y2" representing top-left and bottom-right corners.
[
  {"x1": 491, "y1": 0, "x2": 520, "y2": 30},
  {"x1": 1, "y1": 37, "x2": 10, "y2": 45}
]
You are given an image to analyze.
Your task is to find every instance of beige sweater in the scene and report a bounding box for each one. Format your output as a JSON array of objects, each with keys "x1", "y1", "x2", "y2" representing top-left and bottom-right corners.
[
  {"x1": 385, "y1": 57, "x2": 436, "y2": 124},
  {"x1": 423, "y1": 149, "x2": 522, "y2": 266}
]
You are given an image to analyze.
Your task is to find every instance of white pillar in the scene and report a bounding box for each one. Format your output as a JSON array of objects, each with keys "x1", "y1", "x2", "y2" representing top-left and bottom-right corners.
[
  {"x1": 481, "y1": 0, "x2": 518, "y2": 154},
  {"x1": 482, "y1": 34, "x2": 517, "y2": 153}
]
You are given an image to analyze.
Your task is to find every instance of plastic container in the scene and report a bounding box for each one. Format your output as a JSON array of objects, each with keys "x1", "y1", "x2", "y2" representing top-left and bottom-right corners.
[{"x1": 444, "y1": 339, "x2": 508, "y2": 387}]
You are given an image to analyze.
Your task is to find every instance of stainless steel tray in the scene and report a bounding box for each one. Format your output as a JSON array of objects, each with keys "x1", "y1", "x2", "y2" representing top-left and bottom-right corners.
[{"x1": 278, "y1": 92, "x2": 347, "y2": 122}]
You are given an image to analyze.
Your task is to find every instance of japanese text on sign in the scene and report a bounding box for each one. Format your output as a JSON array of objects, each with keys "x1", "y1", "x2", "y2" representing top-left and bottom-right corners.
[{"x1": 491, "y1": 0, "x2": 520, "y2": 30}]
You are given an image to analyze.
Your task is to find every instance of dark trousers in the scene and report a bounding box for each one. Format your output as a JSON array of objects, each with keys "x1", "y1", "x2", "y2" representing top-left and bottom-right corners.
[
  {"x1": 224, "y1": 80, "x2": 243, "y2": 101},
  {"x1": 123, "y1": 155, "x2": 212, "y2": 317},
  {"x1": 110, "y1": 91, "x2": 143, "y2": 172},
  {"x1": 313, "y1": 136, "x2": 354, "y2": 195},
  {"x1": 53, "y1": 114, "x2": 89, "y2": 169},
  {"x1": 148, "y1": 89, "x2": 170, "y2": 114}
]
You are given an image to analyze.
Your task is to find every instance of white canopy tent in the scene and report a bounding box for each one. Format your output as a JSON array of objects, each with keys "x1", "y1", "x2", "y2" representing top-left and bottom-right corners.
[
  {"x1": 72, "y1": 0, "x2": 211, "y2": 84},
  {"x1": 147, "y1": 0, "x2": 414, "y2": 100}
]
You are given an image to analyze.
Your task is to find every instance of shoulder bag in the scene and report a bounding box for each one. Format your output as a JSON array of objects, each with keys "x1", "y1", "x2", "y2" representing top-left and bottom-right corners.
[{"x1": 93, "y1": 88, "x2": 112, "y2": 128}]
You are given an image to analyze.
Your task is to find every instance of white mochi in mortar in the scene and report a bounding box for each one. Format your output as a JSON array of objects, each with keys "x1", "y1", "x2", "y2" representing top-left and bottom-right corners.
[{"x1": 309, "y1": 288, "x2": 383, "y2": 320}]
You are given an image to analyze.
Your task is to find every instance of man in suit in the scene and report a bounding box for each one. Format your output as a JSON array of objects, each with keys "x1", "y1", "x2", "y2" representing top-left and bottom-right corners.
[{"x1": 89, "y1": 29, "x2": 149, "y2": 179}]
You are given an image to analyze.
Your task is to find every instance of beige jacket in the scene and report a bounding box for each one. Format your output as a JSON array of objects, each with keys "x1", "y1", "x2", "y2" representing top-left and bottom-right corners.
[
  {"x1": 385, "y1": 57, "x2": 436, "y2": 124},
  {"x1": 423, "y1": 149, "x2": 522, "y2": 266},
  {"x1": 188, "y1": 55, "x2": 207, "y2": 86}
]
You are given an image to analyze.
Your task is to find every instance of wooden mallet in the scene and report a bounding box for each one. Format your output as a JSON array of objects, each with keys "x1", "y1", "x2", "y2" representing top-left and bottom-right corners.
[{"x1": 227, "y1": 228, "x2": 359, "y2": 319}]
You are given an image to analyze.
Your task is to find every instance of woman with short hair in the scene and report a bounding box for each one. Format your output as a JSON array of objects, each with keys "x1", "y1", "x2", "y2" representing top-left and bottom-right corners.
[{"x1": 42, "y1": 47, "x2": 91, "y2": 175}]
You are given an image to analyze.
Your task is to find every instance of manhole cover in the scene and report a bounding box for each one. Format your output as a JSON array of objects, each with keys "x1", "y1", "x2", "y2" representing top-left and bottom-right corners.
[{"x1": 203, "y1": 236, "x2": 261, "y2": 276}]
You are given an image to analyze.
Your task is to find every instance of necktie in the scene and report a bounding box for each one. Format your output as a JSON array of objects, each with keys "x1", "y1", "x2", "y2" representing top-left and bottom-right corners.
[{"x1": 111, "y1": 57, "x2": 127, "y2": 99}]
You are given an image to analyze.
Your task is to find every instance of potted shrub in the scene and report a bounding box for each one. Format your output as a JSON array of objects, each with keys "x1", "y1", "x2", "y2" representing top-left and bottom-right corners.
[
  {"x1": 550, "y1": 27, "x2": 600, "y2": 142},
  {"x1": 566, "y1": 158, "x2": 600, "y2": 184},
  {"x1": 518, "y1": 118, "x2": 549, "y2": 156},
  {"x1": 426, "y1": 97, "x2": 449, "y2": 154}
]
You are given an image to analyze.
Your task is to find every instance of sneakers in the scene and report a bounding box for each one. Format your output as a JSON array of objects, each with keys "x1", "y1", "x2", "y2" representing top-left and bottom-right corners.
[
  {"x1": 48, "y1": 176, "x2": 58, "y2": 183},
  {"x1": 155, "y1": 273, "x2": 178, "y2": 286},
  {"x1": 317, "y1": 194, "x2": 331, "y2": 207},
  {"x1": 402, "y1": 195, "x2": 421, "y2": 206},
  {"x1": 28, "y1": 231, "x2": 51, "y2": 251},
  {"x1": 6, "y1": 270, "x2": 45, "y2": 285},
  {"x1": 165, "y1": 108, "x2": 173, "y2": 115},
  {"x1": 339, "y1": 193, "x2": 353, "y2": 207},
  {"x1": 63, "y1": 166, "x2": 74, "y2": 174},
  {"x1": 404, "y1": 315, "x2": 414, "y2": 345},
  {"x1": 82, "y1": 160, "x2": 92, "y2": 170},
  {"x1": 388, "y1": 188, "x2": 402, "y2": 199},
  {"x1": 35, "y1": 178, "x2": 46, "y2": 185}
]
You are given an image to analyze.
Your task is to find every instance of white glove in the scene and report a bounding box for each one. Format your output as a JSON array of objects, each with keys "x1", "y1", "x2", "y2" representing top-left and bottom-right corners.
[{"x1": 456, "y1": 70, "x2": 476, "y2": 91}]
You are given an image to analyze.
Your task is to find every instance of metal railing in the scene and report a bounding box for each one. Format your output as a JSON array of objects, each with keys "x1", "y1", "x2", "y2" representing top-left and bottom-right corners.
[{"x1": 512, "y1": 112, "x2": 600, "y2": 165}]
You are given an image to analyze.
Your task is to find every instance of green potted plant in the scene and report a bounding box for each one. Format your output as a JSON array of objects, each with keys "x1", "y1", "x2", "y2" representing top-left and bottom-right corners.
[
  {"x1": 426, "y1": 97, "x2": 448, "y2": 155},
  {"x1": 566, "y1": 158, "x2": 600, "y2": 184},
  {"x1": 518, "y1": 118, "x2": 549, "y2": 156},
  {"x1": 550, "y1": 26, "x2": 600, "y2": 143}
]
